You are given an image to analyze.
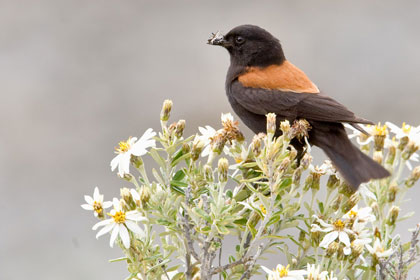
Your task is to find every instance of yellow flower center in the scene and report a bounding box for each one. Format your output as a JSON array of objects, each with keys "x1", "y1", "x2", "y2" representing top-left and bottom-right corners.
[
  {"x1": 349, "y1": 210, "x2": 358, "y2": 219},
  {"x1": 93, "y1": 201, "x2": 103, "y2": 214},
  {"x1": 111, "y1": 211, "x2": 126, "y2": 224},
  {"x1": 373, "y1": 123, "x2": 387, "y2": 136},
  {"x1": 277, "y1": 264, "x2": 289, "y2": 277},
  {"x1": 333, "y1": 219, "x2": 345, "y2": 231},
  {"x1": 260, "y1": 204, "x2": 267, "y2": 215},
  {"x1": 115, "y1": 139, "x2": 131, "y2": 153},
  {"x1": 235, "y1": 157, "x2": 242, "y2": 164},
  {"x1": 402, "y1": 122, "x2": 411, "y2": 134}
]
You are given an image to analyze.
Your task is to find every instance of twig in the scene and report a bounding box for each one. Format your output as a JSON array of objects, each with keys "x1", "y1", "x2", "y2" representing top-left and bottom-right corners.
[
  {"x1": 240, "y1": 245, "x2": 263, "y2": 280},
  {"x1": 183, "y1": 186, "x2": 200, "y2": 279},
  {"x1": 210, "y1": 256, "x2": 252, "y2": 275}
]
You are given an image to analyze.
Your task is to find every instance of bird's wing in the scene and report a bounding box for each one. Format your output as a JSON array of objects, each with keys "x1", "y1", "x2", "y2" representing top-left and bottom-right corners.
[{"x1": 230, "y1": 80, "x2": 373, "y2": 124}]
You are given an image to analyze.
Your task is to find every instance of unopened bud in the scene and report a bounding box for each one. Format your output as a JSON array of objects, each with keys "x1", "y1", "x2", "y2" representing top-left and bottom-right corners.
[
  {"x1": 350, "y1": 243, "x2": 364, "y2": 260},
  {"x1": 211, "y1": 132, "x2": 227, "y2": 154},
  {"x1": 374, "y1": 135, "x2": 386, "y2": 151},
  {"x1": 374, "y1": 227, "x2": 381, "y2": 240},
  {"x1": 331, "y1": 194, "x2": 343, "y2": 211},
  {"x1": 305, "y1": 172, "x2": 321, "y2": 191},
  {"x1": 191, "y1": 136, "x2": 205, "y2": 161},
  {"x1": 402, "y1": 141, "x2": 419, "y2": 160},
  {"x1": 266, "y1": 113, "x2": 277, "y2": 135},
  {"x1": 120, "y1": 187, "x2": 133, "y2": 206},
  {"x1": 339, "y1": 182, "x2": 356, "y2": 197},
  {"x1": 301, "y1": 153, "x2": 312, "y2": 170},
  {"x1": 175, "y1": 120, "x2": 186, "y2": 138},
  {"x1": 385, "y1": 145, "x2": 396, "y2": 165},
  {"x1": 160, "y1": 99, "x2": 173, "y2": 121},
  {"x1": 279, "y1": 157, "x2": 291, "y2": 172},
  {"x1": 342, "y1": 193, "x2": 360, "y2": 213},
  {"x1": 289, "y1": 146, "x2": 298, "y2": 162},
  {"x1": 131, "y1": 156, "x2": 143, "y2": 168},
  {"x1": 139, "y1": 186, "x2": 151, "y2": 207},
  {"x1": 293, "y1": 167, "x2": 303, "y2": 185},
  {"x1": 122, "y1": 173, "x2": 134, "y2": 182},
  {"x1": 373, "y1": 151, "x2": 383, "y2": 164},
  {"x1": 280, "y1": 120, "x2": 290, "y2": 135},
  {"x1": 326, "y1": 241, "x2": 339, "y2": 257},
  {"x1": 204, "y1": 164, "x2": 213, "y2": 182},
  {"x1": 218, "y1": 158, "x2": 229, "y2": 182},
  {"x1": 387, "y1": 182, "x2": 399, "y2": 203},
  {"x1": 168, "y1": 122, "x2": 177, "y2": 135},
  {"x1": 398, "y1": 136, "x2": 409, "y2": 150},
  {"x1": 299, "y1": 230, "x2": 306, "y2": 243},
  {"x1": 182, "y1": 142, "x2": 191, "y2": 154},
  {"x1": 387, "y1": 206, "x2": 400, "y2": 226},
  {"x1": 327, "y1": 174, "x2": 340, "y2": 189},
  {"x1": 251, "y1": 133, "x2": 265, "y2": 156},
  {"x1": 406, "y1": 166, "x2": 420, "y2": 188},
  {"x1": 371, "y1": 202, "x2": 380, "y2": 219}
]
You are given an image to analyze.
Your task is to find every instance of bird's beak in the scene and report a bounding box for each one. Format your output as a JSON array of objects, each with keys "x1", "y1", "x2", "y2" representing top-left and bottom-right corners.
[{"x1": 207, "y1": 31, "x2": 231, "y2": 47}]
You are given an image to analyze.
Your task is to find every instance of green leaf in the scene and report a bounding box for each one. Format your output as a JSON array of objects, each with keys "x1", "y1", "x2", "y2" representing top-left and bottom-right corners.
[
  {"x1": 152, "y1": 168, "x2": 166, "y2": 186},
  {"x1": 109, "y1": 257, "x2": 128, "y2": 263},
  {"x1": 215, "y1": 224, "x2": 230, "y2": 235},
  {"x1": 318, "y1": 201, "x2": 324, "y2": 213},
  {"x1": 267, "y1": 214, "x2": 281, "y2": 226},
  {"x1": 192, "y1": 207, "x2": 211, "y2": 223},
  {"x1": 149, "y1": 149, "x2": 166, "y2": 169},
  {"x1": 171, "y1": 152, "x2": 191, "y2": 167},
  {"x1": 172, "y1": 169, "x2": 186, "y2": 181},
  {"x1": 234, "y1": 218, "x2": 248, "y2": 226}
]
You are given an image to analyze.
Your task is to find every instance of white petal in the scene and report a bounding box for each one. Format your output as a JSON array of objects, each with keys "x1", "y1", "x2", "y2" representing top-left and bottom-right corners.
[
  {"x1": 320, "y1": 231, "x2": 338, "y2": 248},
  {"x1": 118, "y1": 153, "x2": 131, "y2": 176},
  {"x1": 125, "y1": 220, "x2": 144, "y2": 235},
  {"x1": 343, "y1": 246, "x2": 351, "y2": 255},
  {"x1": 119, "y1": 224, "x2": 130, "y2": 248},
  {"x1": 93, "y1": 187, "x2": 100, "y2": 200},
  {"x1": 84, "y1": 195, "x2": 94, "y2": 205},
  {"x1": 103, "y1": 201, "x2": 112, "y2": 209},
  {"x1": 406, "y1": 161, "x2": 413, "y2": 170},
  {"x1": 339, "y1": 231, "x2": 351, "y2": 247},
  {"x1": 81, "y1": 204, "x2": 94, "y2": 210},
  {"x1": 96, "y1": 223, "x2": 114, "y2": 239},
  {"x1": 109, "y1": 224, "x2": 120, "y2": 247},
  {"x1": 126, "y1": 211, "x2": 147, "y2": 222},
  {"x1": 92, "y1": 219, "x2": 112, "y2": 230},
  {"x1": 261, "y1": 266, "x2": 273, "y2": 275},
  {"x1": 130, "y1": 189, "x2": 140, "y2": 200},
  {"x1": 110, "y1": 154, "x2": 121, "y2": 171}
]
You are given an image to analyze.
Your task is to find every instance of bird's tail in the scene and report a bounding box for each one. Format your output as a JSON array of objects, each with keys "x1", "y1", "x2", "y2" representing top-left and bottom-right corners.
[{"x1": 311, "y1": 123, "x2": 390, "y2": 190}]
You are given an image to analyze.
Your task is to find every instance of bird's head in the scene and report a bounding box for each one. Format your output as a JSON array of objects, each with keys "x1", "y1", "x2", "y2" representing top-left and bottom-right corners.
[{"x1": 208, "y1": 25, "x2": 285, "y2": 68}]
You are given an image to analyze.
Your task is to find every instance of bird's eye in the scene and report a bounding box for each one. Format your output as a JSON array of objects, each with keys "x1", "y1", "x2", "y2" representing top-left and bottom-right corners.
[{"x1": 235, "y1": 36, "x2": 245, "y2": 45}]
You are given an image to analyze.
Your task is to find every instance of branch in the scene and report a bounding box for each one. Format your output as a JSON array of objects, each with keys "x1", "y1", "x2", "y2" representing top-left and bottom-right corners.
[
  {"x1": 183, "y1": 186, "x2": 200, "y2": 279},
  {"x1": 210, "y1": 256, "x2": 252, "y2": 275}
]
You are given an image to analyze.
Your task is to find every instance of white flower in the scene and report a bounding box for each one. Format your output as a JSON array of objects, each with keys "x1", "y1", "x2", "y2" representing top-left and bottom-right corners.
[
  {"x1": 110, "y1": 128, "x2": 156, "y2": 177},
  {"x1": 386, "y1": 122, "x2": 420, "y2": 140},
  {"x1": 342, "y1": 205, "x2": 375, "y2": 224},
  {"x1": 81, "y1": 187, "x2": 112, "y2": 217},
  {"x1": 221, "y1": 112, "x2": 234, "y2": 125},
  {"x1": 311, "y1": 215, "x2": 354, "y2": 255},
  {"x1": 261, "y1": 264, "x2": 306, "y2": 280},
  {"x1": 366, "y1": 238, "x2": 393, "y2": 258},
  {"x1": 198, "y1": 125, "x2": 217, "y2": 157},
  {"x1": 92, "y1": 198, "x2": 147, "y2": 248},
  {"x1": 357, "y1": 183, "x2": 377, "y2": 201},
  {"x1": 345, "y1": 123, "x2": 388, "y2": 146}
]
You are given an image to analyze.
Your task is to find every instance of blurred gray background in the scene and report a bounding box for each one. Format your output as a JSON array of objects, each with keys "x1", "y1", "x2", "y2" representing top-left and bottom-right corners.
[{"x1": 1, "y1": 0, "x2": 420, "y2": 279}]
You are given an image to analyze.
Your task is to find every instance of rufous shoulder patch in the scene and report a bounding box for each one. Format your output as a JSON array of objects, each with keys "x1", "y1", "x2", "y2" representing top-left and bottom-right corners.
[{"x1": 238, "y1": 61, "x2": 319, "y2": 94}]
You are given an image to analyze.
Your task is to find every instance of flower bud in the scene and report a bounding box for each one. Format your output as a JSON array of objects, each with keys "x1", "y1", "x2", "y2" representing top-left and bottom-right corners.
[
  {"x1": 122, "y1": 173, "x2": 134, "y2": 182},
  {"x1": 289, "y1": 146, "x2": 298, "y2": 162},
  {"x1": 251, "y1": 133, "x2": 265, "y2": 156},
  {"x1": 204, "y1": 164, "x2": 213, "y2": 182},
  {"x1": 371, "y1": 202, "x2": 380, "y2": 219},
  {"x1": 373, "y1": 123, "x2": 387, "y2": 151},
  {"x1": 293, "y1": 167, "x2": 303, "y2": 185},
  {"x1": 175, "y1": 119, "x2": 186, "y2": 138},
  {"x1": 350, "y1": 243, "x2": 364, "y2": 260},
  {"x1": 331, "y1": 194, "x2": 343, "y2": 211},
  {"x1": 327, "y1": 174, "x2": 340, "y2": 189},
  {"x1": 211, "y1": 132, "x2": 227, "y2": 154},
  {"x1": 326, "y1": 241, "x2": 339, "y2": 257},
  {"x1": 387, "y1": 182, "x2": 399, "y2": 203},
  {"x1": 342, "y1": 193, "x2": 360, "y2": 213},
  {"x1": 182, "y1": 142, "x2": 191, "y2": 154},
  {"x1": 373, "y1": 151, "x2": 383, "y2": 164},
  {"x1": 301, "y1": 153, "x2": 312, "y2": 170},
  {"x1": 191, "y1": 136, "x2": 205, "y2": 161},
  {"x1": 266, "y1": 113, "x2": 277, "y2": 135},
  {"x1": 139, "y1": 186, "x2": 151, "y2": 207},
  {"x1": 218, "y1": 158, "x2": 229, "y2": 182},
  {"x1": 385, "y1": 145, "x2": 396, "y2": 165},
  {"x1": 374, "y1": 227, "x2": 381, "y2": 240},
  {"x1": 120, "y1": 187, "x2": 134, "y2": 208},
  {"x1": 299, "y1": 230, "x2": 306, "y2": 243},
  {"x1": 279, "y1": 157, "x2": 291, "y2": 172},
  {"x1": 406, "y1": 166, "x2": 420, "y2": 188},
  {"x1": 398, "y1": 136, "x2": 409, "y2": 150},
  {"x1": 402, "y1": 141, "x2": 419, "y2": 160},
  {"x1": 131, "y1": 156, "x2": 143, "y2": 169},
  {"x1": 339, "y1": 182, "x2": 356, "y2": 197},
  {"x1": 280, "y1": 120, "x2": 290, "y2": 135},
  {"x1": 160, "y1": 99, "x2": 172, "y2": 121},
  {"x1": 386, "y1": 206, "x2": 400, "y2": 226}
]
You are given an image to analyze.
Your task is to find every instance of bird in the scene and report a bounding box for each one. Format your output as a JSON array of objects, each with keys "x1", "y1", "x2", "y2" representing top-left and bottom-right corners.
[{"x1": 208, "y1": 24, "x2": 390, "y2": 190}]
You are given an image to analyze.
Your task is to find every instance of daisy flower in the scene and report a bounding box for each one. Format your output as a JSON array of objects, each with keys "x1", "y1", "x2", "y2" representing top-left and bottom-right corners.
[
  {"x1": 311, "y1": 215, "x2": 354, "y2": 255},
  {"x1": 261, "y1": 264, "x2": 306, "y2": 280},
  {"x1": 110, "y1": 128, "x2": 156, "y2": 177},
  {"x1": 386, "y1": 122, "x2": 420, "y2": 140},
  {"x1": 198, "y1": 125, "x2": 217, "y2": 157},
  {"x1": 81, "y1": 187, "x2": 112, "y2": 218},
  {"x1": 305, "y1": 264, "x2": 337, "y2": 280},
  {"x1": 366, "y1": 238, "x2": 393, "y2": 259},
  {"x1": 342, "y1": 205, "x2": 375, "y2": 224},
  {"x1": 92, "y1": 198, "x2": 147, "y2": 249},
  {"x1": 345, "y1": 123, "x2": 388, "y2": 146}
]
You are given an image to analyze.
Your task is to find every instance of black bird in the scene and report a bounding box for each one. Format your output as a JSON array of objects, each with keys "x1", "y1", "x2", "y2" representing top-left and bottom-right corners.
[{"x1": 208, "y1": 24, "x2": 389, "y2": 190}]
